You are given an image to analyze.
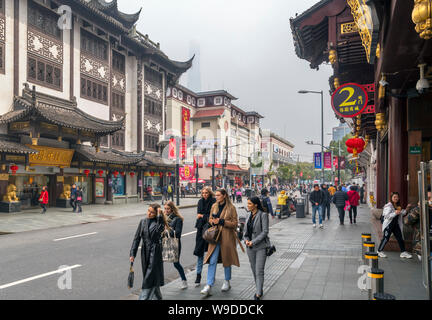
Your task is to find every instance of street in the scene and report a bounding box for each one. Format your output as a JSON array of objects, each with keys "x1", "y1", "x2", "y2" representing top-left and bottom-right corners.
[{"x1": 0, "y1": 200, "x2": 279, "y2": 300}]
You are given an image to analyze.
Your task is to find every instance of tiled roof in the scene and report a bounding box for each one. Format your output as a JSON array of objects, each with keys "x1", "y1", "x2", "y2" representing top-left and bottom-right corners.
[
  {"x1": 191, "y1": 108, "x2": 226, "y2": 119},
  {"x1": 0, "y1": 140, "x2": 39, "y2": 155},
  {"x1": 206, "y1": 164, "x2": 248, "y2": 172},
  {"x1": 75, "y1": 146, "x2": 142, "y2": 165},
  {"x1": 139, "y1": 152, "x2": 176, "y2": 168}
]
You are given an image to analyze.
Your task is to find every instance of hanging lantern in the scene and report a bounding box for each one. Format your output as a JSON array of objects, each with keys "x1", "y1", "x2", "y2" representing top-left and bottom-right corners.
[
  {"x1": 159, "y1": 172, "x2": 163, "y2": 178},
  {"x1": 150, "y1": 171, "x2": 155, "y2": 177},
  {"x1": 113, "y1": 171, "x2": 119, "y2": 178},
  {"x1": 129, "y1": 172, "x2": 135, "y2": 178},
  {"x1": 121, "y1": 171, "x2": 126, "y2": 176},
  {"x1": 97, "y1": 170, "x2": 104, "y2": 177},
  {"x1": 168, "y1": 172, "x2": 172, "y2": 177},
  {"x1": 10, "y1": 164, "x2": 18, "y2": 175},
  {"x1": 84, "y1": 169, "x2": 90, "y2": 177}
]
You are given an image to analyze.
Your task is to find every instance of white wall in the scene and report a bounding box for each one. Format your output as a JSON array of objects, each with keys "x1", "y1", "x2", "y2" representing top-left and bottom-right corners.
[{"x1": 125, "y1": 55, "x2": 137, "y2": 152}]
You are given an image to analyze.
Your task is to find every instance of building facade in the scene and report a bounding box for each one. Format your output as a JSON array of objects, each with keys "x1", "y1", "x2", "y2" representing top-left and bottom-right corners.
[{"x1": 0, "y1": 0, "x2": 192, "y2": 211}]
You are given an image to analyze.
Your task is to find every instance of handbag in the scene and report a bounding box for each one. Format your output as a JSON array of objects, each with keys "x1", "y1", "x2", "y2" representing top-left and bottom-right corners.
[
  {"x1": 162, "y1": 229, "x2": 179, "y2": 263},
  {"x1": 127, "y1": 262, "x2": 134, "y2": 289},
  {"x1": 77, "y1": 196, "x2": 82, "y2": 202},
  {"x1": 203, "y1": 225, "x2": 220, "y2": 244}
]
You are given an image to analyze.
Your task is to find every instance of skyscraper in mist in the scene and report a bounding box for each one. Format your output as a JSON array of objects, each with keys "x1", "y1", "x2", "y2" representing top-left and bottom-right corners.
[{"x1": 187, "y1": 40, "x2": 201, "y2": 92}]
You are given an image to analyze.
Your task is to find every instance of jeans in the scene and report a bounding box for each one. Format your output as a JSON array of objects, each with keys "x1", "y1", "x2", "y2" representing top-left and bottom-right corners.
[
  {"x1": 196, "y1": 256, "x2": 204, "y2": 275},
  {"x1": 322, "y1": 203, "x2": 331, "y2": 220},
  {"x1": 138, "y1": 287, "x2": 162, "y2": 300},
  {"x1": 76, "y1": 202, "x2": 82, "y2": 213},
  {"x1": 312, "y1": 205, "x2": 322, "y2": 225},
  {"x1": 207, "y1": 243, "x2": 231, "y2": 286},
  {"x1": 174, "y1": 261, "x2": 187, "y2": 281},
  {"x1": 349, "y1": 206, "x2": 358, "y2": 222},
  {"x1": 40, "y1": 203, "x2": 47, "y2": 214},
  {"x1": 337, "y1": 207, "x2": 345, "y2": 224},
  {"x1": 70, "y1": 199, "x2": 76, "y2": 211}
]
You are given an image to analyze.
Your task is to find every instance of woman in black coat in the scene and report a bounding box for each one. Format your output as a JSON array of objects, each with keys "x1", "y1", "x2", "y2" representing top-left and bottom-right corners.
[
  {"x1": 130, "y1": 203, "x2": 168, "y2": 300},
  {"x1": 193, "y1": 186, "x2": 216, "y2": 287},
  {"x1": 164, "y1": 201, "x2": 188, "y2": 290},
  {"x1": 332, "y1": 186, "x2": 349, "y2": 225}
]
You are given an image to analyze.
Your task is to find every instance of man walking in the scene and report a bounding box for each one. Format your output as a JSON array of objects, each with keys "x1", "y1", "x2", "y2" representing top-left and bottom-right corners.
[
  {"x1": 168, "y1": 183, "x2": 174, "y2": 201},
  {"x1": 309, "y1": 184, "x2": 324, "y2": 229},
  {"x1": 162, "y1": 184, "x2": 168, "y2": 204},
  {"x1": 321, "y1": 184, "x2": 331, "y2": 221},
  {"x1": 70, "y1": 184, "x2": 77, "y2": 212}
]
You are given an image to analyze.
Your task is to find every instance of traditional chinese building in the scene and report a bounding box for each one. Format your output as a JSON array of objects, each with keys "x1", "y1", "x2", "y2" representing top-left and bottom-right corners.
[{"x1": 0, "y1": 0, "x2": 192, "y2": 211}]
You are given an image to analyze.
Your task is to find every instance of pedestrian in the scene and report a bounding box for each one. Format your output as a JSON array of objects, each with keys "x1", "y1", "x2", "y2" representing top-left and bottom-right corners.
[
  {"x1": 162, "y1": 185, "x2": 168, "y2": 204},
  {"x1": 341, "y1": 184, "x2": 348, "y2": 192},
  {"x1": 347, "y1": 186, "x2": 360, "y2": 224},
  {"x1": 39, "y1": 186, "x2": 49, "y2": 214},
  {"x1": 321, "y1": 184, "x2": 331, "y2": 221},
  {"x1": 328, "y1": 184, "x2": 336, "y2": 197},
  {"x1": 193, "y1": 186, "x2": 216, "y2": 287},
  {"x1": 377, "y1": 192, "x2": 413, "y2": 259},
  {"x1": 260, "y1": 188, "x2": 274, "y2": 218},
  {"x1": 200, "y1": 189, "x2": 241, "y2": 297},
  {"x1": 147, "y1": 185, "x2": 154, "y2": 201},
  {"x1": 168, "y1": 184, "x2": 174, "y2": 201},
  {"x1": 244, "y1": 197, "x2": 269, "y2": 300},
  {"x1": 70, "y1": 184, "x2": 77, "y2": 212},
  {"x1": 76, "y1": 186, "x2": 83, "y2": 213},
  {"x1": 181, "y1": 185, "x2": 186, "y2": 198},
  {"x1": 130, "y1": 204, "x2": 168, "y2": 300},
  {"x1": 309, "y1": 184, "x2": 324, "y2": 228},
  {"x1": 332, "y1": 186, "x2": 349, "y2": 225},
  {"x1": 360, "y1": 185, "x2": 365, "y2": 204},
  {"x1": 164, "y1": 201, "x2": 188, "y2": 290},
  {"x1": 231, "y1": 186, "x2": 236, "y2": 202}
]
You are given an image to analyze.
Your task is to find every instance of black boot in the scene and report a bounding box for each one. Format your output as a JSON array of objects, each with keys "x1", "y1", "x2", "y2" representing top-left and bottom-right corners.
[{"x1": 195, "y1": 274, "x2": 201, "y2": 286}]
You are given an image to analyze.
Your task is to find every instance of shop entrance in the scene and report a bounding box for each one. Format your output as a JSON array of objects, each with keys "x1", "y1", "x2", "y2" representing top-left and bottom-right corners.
[
  {"x1": 10, "y1": 174, "x2": 50, "y2": 209},
  {"x1": 64, "y1": 176, "x2": 94, "y2": 205}
]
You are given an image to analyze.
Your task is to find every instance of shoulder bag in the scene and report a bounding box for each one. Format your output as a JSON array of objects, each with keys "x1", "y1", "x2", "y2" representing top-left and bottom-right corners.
[{"x1": 162, "y1": 228, "x2": 179, "y2": 263}]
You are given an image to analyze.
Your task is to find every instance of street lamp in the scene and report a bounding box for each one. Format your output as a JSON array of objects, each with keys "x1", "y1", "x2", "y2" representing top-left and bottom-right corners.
[{"x1": 299, "y1": 90, "x2": 324, "y2": 184}]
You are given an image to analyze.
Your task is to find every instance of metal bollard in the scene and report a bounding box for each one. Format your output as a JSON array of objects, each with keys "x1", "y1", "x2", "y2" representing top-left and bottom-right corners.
[
  {"x1": 368, "y1": 268, "x2": 384, "y2": 300},
  {"x1": 364, "y1": 253, "x2": 379, "y2": 299},
  {"x1": 362, "y1": 241, "x2": 375, "y2": 264},
  {"x1": 374, "y1": 292, "x2": 396, "y2": 300},
  {"x1": 361, "y1": 233, "x2": 372, "y2": 261}
]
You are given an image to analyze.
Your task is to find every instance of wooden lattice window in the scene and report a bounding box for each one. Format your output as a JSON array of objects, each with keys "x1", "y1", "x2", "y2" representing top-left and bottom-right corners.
[
  {"x1": 80, "y1": 75, "x2": 108, "y2": 104},
  {"x1": 28, "y1": 55, "x2": 62, "y2": 90},
  {"x1": 28, "y1": 0, "x2": 62, "y2": 40}
]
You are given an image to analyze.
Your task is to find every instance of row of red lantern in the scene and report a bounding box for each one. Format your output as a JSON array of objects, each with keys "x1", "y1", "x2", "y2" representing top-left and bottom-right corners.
[{"x1": 345, "y1": 137, "x2": 366, "y2": 158}]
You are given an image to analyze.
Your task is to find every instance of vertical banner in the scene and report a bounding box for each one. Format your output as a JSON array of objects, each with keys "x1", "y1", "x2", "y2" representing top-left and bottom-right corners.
[
  {"x1": 169, "y1": 138, "x2": 176, "y2": 160},
  {"x1": 314, "y1": 153, "x2": 322, "y2": 169},
  {"x1": 333, "y1": 156, "x2": 339, "y2": 169},
  {"x1": 181, "y1": 107, "x2": 191, "y2": 160},
  {"x1": 324, "y1": 152, "x2": 332, "y2": 169}
]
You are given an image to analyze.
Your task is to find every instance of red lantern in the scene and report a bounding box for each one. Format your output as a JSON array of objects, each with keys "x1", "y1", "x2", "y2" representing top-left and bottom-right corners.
[
  {"x1": 84, "y1": 169, "x2": 90, "y2": 177},
  {"x1": 168, "y1": 172, "x2": 172, "y2": 177},
  {"x1": 97, "y1": 170, "x2": 104, "y2": 177},
  {"x1": 121, "y1": 171, "x2": 126, "y2": 176},
  {"x1": 129, "y1": 172, "x2": 135, "y2": 178},
  {"x1": 159, "y1": 172, "x2": 163, "y2": 178},
  {"x1": 10, "y1": 165, "x2": 18, "y2": 175},
  {"x1": 113, "y1": 171, "x2": 119, "y2": 178},
  {"x1": 150, "y1": 171, "x2": 155, "y2": 177},
  {"x1": 345, "y1": 138, "x2": 357, "y2": 149}
]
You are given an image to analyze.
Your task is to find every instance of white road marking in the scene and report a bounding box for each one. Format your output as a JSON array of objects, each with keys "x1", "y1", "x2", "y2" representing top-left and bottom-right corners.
[
  {"x1": 290, "y1": 253, "x2": 307, "y2": 269},
  {"x1": 182, "y1": 231, "x2": 197, "y2": 237},
  {"x1": 0, "y1": 265, "x2": 82, "y2": 290},
  {"x1": 53, "y1": 232, "x2": 98, "y2": 242}
]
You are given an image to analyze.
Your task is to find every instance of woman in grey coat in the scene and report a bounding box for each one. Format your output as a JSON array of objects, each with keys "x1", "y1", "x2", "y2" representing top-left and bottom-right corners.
[{"x1": 244, "y1": 196, "x2": 270, "y2": 300}]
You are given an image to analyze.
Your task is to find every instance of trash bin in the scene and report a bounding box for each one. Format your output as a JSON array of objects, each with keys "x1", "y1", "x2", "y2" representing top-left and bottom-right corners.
[{"x1": 296, "y1": 197, "x2": 305, "y2": 218}]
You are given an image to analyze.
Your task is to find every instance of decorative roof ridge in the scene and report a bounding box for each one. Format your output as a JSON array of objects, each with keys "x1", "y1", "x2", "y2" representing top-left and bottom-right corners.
[
  {"x1": 290, "y1": 0, "x2": 333, "y2": 25},
  {"x1": 196, "y1": 90, "x2": 237, "y2": 100}
]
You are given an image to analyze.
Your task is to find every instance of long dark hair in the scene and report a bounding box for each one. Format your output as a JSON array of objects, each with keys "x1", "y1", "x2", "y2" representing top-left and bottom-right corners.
[
  {"x1": 248, "y1": 196, "x2": 265, "y2": 212},
  {"x1": 390, "y1": 192, "x2": 401, "y2": 208}
]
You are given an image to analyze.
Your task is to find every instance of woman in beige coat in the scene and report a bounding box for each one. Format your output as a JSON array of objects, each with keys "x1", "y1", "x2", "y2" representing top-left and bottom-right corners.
[{"x1": 200, "y1": 189, "x2": 240, "y2": 297}]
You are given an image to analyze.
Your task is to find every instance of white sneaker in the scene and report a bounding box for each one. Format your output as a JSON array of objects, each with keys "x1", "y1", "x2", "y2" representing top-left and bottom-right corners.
[
  {"x1": 417, "y1": 254, "x2": 422, "y2": 261},
  {"x1": 200, "y1": 285, "x2": 212, "y2": 296},
  {"x1": 400, "y1": 252, "x2": 413, "y2": 259},
  {"x1": 180, "y1": 280, "x2": 188, "y2": 290},
  {"x1": 377, "y1": 251, "x2": 387, "y2": 258},
  {"x1": 319, "y1": 224, "x2": 323, "y2": 229},
  {"x1": 313, "y1": 224, "x2": 316, "y2": 228},
  {"x1": 221, "y1": 280, "x2": 231, "y2": 292}
]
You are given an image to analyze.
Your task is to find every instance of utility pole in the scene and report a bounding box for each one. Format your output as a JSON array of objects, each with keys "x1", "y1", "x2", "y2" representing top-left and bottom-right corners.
[
  {"x1": 212, "y1": 141, "x2": 217, "y2": 191},
  {"x1": 223, "y1": 136, "x2": 228, "y2": 189},
  {"x1": 337, "y1": 140, "x2": 341, "y2": 186},
  {"x1": 175, "y1": 136, "x2": 180, "y2": 206},
  {"x1": 194, "y1": 136, "x2": 199, "y2": 197}
]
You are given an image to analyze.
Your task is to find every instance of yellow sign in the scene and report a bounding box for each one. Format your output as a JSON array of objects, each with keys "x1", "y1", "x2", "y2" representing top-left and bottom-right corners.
[
  {"x1": 57, "y1": 176, "x2": 64, "y2": 182},
  {"x1": 5, "y1": 155, "x2": 25, "y2": 163},
  {"x1": 0, "y1": 174, "x2": 9, "y2": 181},
  {"x1": 27, "y1": 145, "x2": 75, "y2": 167}
]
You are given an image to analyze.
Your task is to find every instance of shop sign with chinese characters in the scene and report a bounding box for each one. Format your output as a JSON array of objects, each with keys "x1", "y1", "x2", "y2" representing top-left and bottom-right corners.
[{"x1": 331, "y1": 83, "x2": 368, "y2": 118}]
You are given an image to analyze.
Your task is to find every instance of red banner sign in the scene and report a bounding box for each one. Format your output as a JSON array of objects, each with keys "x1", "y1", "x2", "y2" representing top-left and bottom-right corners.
[
  {"x1": 181, "y1": 107, "x2": 191, "y2": 160},
  {"x1": 179, "y1": 165, "x2": 195, "y2": 181},
  {"x1": 324, "y1": 152, "x2": 332, "y2": 169}
]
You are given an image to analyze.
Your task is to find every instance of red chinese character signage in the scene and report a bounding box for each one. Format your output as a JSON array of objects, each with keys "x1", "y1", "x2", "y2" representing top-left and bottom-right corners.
[
  {"x1": 179, "y1": 165, "x2": 195, "y2": 181},
  {"x1": 169, "y1": 138, "x2": 176, "y2": 160},
  {"x1": 324, "y1": 152, "x2": 332, "y2": 169},
  {"x1": 331, "y1": 83, "x2": 368, "y2": 118},
  {"x1": 181, "y1": 107, "x2": 191, "y2": 159}
]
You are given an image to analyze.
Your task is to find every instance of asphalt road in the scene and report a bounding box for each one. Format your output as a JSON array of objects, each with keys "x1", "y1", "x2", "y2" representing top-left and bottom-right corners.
[{"x1": 0, "y1": 199, "x2": 280, "y2": 300}]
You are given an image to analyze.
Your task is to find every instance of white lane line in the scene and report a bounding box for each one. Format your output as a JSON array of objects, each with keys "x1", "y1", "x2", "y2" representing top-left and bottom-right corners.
[
  {"x1": 53, "y1": 232, "x2": 98, "y2": 242},
  {"x1": 0, "y1": 265, "x2": 82, "y2": 290},
  {"x1": 182, "y1": 231, "x2": 197, "y2": 237}
]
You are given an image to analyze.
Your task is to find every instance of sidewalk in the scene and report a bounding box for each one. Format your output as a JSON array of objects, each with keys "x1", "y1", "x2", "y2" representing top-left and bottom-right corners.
[
  {"x1": 152, "y1": 205, "x2": 428, "y2": 300},
  {"x1": 0, "y1": 197, "x2": 199, "y2": 234}
]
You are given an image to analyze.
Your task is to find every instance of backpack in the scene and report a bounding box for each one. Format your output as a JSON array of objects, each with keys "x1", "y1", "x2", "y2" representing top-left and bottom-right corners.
[
  {"x1": 260, "y1": 196, "x2": 269, "y2": 213},
  {"x1": 168, "y1": 186, "x2": 172, "y2": 193}
]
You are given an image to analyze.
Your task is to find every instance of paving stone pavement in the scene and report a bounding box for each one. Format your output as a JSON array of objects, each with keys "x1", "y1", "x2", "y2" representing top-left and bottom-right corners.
[
  {"x1": 129, "y1": 204, "x2": 429, "y2": 301},
  {"x1": 0, "y1": 197, "x2": 199, "y2": 234}
]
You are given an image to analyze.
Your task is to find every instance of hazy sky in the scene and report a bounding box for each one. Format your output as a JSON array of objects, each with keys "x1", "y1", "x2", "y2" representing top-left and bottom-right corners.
[{"x1": 118, "y1": 0, "x2": 341, "y2": 162}]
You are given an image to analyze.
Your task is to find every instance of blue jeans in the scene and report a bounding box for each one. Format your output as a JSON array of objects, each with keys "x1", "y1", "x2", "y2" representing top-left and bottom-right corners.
[
  {"x1": 312, "y1": 205, "x2": 322, "y2": 225},
  {"x1": 207, "y1": 243, "x2": 231, "y2": 286},
  {"x1": 197, "y1": 256, "x2": 204, "y2": 275},
  {"x1": 174, "y1": 262, "x2": 187, "y2": 281}
]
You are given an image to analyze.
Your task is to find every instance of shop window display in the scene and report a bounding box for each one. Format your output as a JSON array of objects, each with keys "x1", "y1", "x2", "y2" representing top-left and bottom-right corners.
[{"x1": 10, "y1": 175, "x2": 48, "y2": 208}]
